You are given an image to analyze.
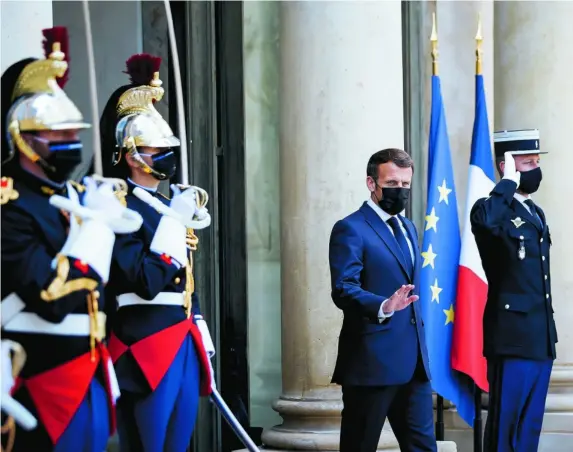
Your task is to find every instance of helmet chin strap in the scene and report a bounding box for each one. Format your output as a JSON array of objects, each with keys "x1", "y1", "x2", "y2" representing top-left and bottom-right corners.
[
  {"x1": 8, "y1": 121, "x2": 57, "y2": 175},
  {"x1": 121, "y1": 136, "x2": 168, "y2": 181}
]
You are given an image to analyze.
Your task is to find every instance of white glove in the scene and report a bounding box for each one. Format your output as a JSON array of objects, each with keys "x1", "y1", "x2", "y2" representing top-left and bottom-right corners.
[
  {"x1": 1, "y1": 341, "x2": 37, "y2": 430},
  {"x1": 49, "y1": 177, "x2": 143, "y2": 235},
  {"x1": 170, "y1": 185, "x2": 212, "y2": 230},
  {"x1": 51, "y1": 182, "x2": 82, "y2": 270},
  {"x1": 209, "y1": 359, "x2": 216, "y2": 390},
  {"x1": 61, "y1": 178, "x2": 122, "y2": 282},
  {"x1": 170, "y1": 185, "x2": 199, "y2": 220},
  {"x1": 502, "y1": 152, "x2": 521, "y2": 186},
  {"x1": 82, "y1": 177, "x2": 125, "y2": 222},
  {"x1": 194, "y1": 315, "x2": 215, "y2": 358}
]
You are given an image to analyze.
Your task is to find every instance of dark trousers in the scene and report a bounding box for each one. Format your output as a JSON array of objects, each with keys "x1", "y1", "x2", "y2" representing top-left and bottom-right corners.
[
  {"x1": 485, "y1": 357, "x2": 552, "y2": 452},
  {"x1": 340, "y1": 360, "x2": 436, "y2": 452},
  {"x1": 117, "y1": 337, "x2": 200, "y2": 452}
]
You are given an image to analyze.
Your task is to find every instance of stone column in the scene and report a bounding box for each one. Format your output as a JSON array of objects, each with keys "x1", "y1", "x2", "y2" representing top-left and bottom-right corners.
[
  {"x1": 0, "y1": 0, "x2": 52, "y2": 73},
  {"x1": 256, "y1": 2, "x2": 453, "y2": 451},
  {"x1": 494, "y1": 2, "x2": 573, "y2": 450}
]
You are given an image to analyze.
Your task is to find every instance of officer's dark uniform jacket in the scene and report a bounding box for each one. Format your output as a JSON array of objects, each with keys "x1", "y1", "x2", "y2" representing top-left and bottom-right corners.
[
  {"x1": 106, "y1": 180, "x2": 212, "y2": 396},
  {"x1": 471, "y1": 179, "x2": 558, "y2": 361},
  {"x1": 1, "y1": 168, "x2": 114, "y2": 448}
]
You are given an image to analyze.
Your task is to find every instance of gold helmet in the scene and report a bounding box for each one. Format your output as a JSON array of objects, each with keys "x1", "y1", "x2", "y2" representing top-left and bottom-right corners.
[
  {"x1": 1, "y1": 27, "x2": 90, "y2": 170},
  {"x1": 101, "y1": 54, "x2": 180, "y2": 181}
]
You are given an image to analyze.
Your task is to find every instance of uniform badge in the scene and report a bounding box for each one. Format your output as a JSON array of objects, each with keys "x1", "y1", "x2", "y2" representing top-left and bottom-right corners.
[
  {"x1": 511, "y1": 217, "x2": 525, "y2": 228},
  {"x1": 518, "y1": 235, "x2": 526, "y2": 260},
  {"x1": 0, "y1": 177, "x2": 19, "y2": 205}
]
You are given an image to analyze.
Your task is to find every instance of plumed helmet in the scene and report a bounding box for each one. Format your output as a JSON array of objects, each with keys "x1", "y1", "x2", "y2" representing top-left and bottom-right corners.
[
  {"x1": 100, "y1": 53, "x2": 179, "y2": 181},
  {"x1": 1, "y1": 27, "x2": 90, "y2": 168}
]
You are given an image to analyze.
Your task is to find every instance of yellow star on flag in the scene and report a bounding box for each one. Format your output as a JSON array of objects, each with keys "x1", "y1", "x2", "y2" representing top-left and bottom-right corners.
[
  {"x1": 430, "y1": 278, "x2": 442, "y2": 303},
  {"x1": 425, "y1": 207, "x2": 439, "y2": 232},
  {"x1": 421, "y1": 244, "x2": 437, "y2": 269},
  {"x1": 437, "y1": 179, "x2": 452, "y2": 205},
  {"x1": 443, "y1": 304, "x2": 455, "y2": 325}
]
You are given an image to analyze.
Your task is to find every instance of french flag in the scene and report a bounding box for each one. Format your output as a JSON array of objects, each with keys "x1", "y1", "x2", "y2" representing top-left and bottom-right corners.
[{"x1": 451, "y1": 74, "x2": 494, "y2": 392}]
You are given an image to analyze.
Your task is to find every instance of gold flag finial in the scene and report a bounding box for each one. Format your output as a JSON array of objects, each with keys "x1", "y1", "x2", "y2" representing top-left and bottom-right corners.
[
  {"x1": 430, "y1": 12, "x2": 438, "y2": 76},
  {"x1": 475, "y1": 13, "x2": 483, "y2": 75}
]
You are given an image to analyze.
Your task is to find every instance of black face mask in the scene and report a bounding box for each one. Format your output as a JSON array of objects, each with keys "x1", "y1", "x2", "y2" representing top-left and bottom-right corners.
[
  {"x1": 377, "y1": 187, "x2": 411, "y2": 215},
  {"x1": 518, "y1": 167, "x2": 542, "y2": 194},
  {"x1": 150, "y1": 149, "x2": 177, "y2": 180},
  {"x1": 42, "y1": 140, "x2": 83, "y2": 184}
]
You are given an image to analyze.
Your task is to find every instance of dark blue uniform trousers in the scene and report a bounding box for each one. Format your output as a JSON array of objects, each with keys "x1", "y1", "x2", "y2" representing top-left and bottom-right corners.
[
  {"x1": 485, "y1": 357, "x2": 553, "y2": 452},
  {"x1": 54, "y1": 380, "x2": 110, "y2": 452},
  {"x1": 117, "y1": 336, "x2": 200, "y2": 452}
]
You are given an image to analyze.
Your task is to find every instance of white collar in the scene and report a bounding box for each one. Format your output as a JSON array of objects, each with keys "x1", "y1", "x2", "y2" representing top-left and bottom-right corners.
[
  {"x1": 514, "y1": 192, "x2": 531, "y2": 205},
  {"x1": 128, "y1": 178, "x2": 157, "y2": 193}
]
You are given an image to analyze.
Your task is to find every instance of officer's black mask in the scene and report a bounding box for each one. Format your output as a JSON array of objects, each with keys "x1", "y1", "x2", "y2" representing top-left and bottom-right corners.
[
  {"x1": 518, "y1": 167, "x2": 542, "y2": 194},
  {"x1": 137, "y1": 148, "x2": 177, "y2": 181},
  {"x1": 31, "y1": 135, "x2": 83, "y2": 184}
]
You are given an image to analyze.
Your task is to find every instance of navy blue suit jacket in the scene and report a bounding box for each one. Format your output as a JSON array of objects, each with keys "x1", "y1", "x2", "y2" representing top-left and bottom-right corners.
[{"x1": 329, "y1": 202, "x2": 430, "y2": 387}]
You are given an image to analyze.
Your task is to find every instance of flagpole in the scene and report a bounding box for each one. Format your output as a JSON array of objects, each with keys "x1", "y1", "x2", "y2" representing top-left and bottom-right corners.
[
  {"x1": 430, "y1": 11, "x2": 445, "y2": 442},
  {"x1": 431, "y1": 12, "x2": 438, "y2": 77},
  {"x1": 473, "y1": 16, "x2": 484, "y2": 452}
]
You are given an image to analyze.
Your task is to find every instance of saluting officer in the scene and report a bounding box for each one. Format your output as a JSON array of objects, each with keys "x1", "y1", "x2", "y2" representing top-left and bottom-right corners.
[
  {"x1": 99, "y1": 53, "x2": 215, "y2": 452},
  {"x1": 1, "y1": 27, "x2": 142, "y2": 451},
  {"x1": 471, "y1": 129, "x2": 557, "y2": 452}
]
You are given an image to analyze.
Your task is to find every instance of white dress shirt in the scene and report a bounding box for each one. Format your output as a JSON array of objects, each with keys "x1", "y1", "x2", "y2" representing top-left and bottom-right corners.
[
  {"x1": 366, "y1": 199, "x2": 415, "y2": 320},
  {"x1": 514, "y1": 192, "x2": 532, "y2": 213}
]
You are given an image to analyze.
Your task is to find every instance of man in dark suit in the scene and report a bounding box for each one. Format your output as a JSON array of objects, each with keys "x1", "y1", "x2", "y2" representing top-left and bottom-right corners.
[
  {"x1": 329, "y1": 148, "x2": 436, "y2": 452},
  {"x1": 471, "y1": 129, "x2": 556, "y2": 452}
]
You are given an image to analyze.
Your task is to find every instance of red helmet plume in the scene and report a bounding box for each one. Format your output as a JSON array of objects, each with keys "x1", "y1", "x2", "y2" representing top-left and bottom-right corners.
[
  {"x1": 123, "y1": 53, "x2": 162, "y2": 86},
  {"x1": 42, "y1": 26, "x2": 69, "y2": 88}
]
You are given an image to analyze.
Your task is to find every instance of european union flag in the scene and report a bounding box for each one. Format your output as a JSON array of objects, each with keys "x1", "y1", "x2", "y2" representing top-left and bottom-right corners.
[{"x1": 420, "y1": 75, "x2": 475, "y2": 427}]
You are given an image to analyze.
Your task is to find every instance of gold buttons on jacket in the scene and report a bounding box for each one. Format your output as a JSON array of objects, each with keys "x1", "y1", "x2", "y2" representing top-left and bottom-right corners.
[{"x1": 174, "y1": 277, "x2": 181, "y2": 284}]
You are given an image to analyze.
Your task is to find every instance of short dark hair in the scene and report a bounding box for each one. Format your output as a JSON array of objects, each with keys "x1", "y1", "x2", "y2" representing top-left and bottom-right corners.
[
  {"x1": 367, "y1": 148, "x2": 414, "y2": 179},
  {"x1": 495, "y1": 156, "x2": 504, "y2": 177}
]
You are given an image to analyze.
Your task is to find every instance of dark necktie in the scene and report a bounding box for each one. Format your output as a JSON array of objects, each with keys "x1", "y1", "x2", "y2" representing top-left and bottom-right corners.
[
  {"x1": 387, "y1": 217, "x2": 413, "y2": 276},
  {"x1": 524, "y1": 199, "x2": 543, "y2": 229}
]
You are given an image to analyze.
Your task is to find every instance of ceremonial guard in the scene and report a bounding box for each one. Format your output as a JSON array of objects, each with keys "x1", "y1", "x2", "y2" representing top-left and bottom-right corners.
[
  {"x1": 470, "y1": 129, "x2": 557, "y2": 452},
  {"x1": 1, "y1": 27, "x2": 142, "y2": 451},
  {"x1": 100, "y1": 53, "x2": 215, "y2": 452}
]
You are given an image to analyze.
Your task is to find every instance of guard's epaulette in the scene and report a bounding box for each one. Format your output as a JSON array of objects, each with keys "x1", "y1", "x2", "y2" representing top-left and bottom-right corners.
[
  {"x1": 0, "y1": 177, "x2": 20, "y2": 205},
  {"x1": 69, "y1": 180, "x2": 86, "y2": 193}
]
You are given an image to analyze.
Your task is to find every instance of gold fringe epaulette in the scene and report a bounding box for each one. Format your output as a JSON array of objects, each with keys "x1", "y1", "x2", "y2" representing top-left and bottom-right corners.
[
  {"x1": 0, "y1": 177, "x2": 19, "y2": 205},
  {"x1": 114, "y1": 186, "x2": 127, "y2": 207},
  {"x1": 69, "y1": 180, "x2": 86, "y2": 193}
]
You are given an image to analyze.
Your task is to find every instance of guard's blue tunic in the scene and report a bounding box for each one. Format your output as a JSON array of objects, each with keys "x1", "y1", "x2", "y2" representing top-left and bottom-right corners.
[
  {"x1": 105, "y1": 180, "x2": 210, "y2": 452},
  {"x1": 1, "y1": 169, "x2": 113, "y2": 452},
  {"x1": 471, "y1": 179, "x2": 557, "y2": 452}
]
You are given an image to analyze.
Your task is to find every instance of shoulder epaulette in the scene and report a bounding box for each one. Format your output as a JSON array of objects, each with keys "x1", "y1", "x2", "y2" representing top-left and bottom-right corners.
[{"x1": 0, "y1": 177, "x2": 20, "y2": 205}]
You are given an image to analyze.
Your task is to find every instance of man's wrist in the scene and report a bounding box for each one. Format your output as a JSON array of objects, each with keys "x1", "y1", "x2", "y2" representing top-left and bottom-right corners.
[{"x1": 378, "y1": 299, "x2": 394, "y2": 321}]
